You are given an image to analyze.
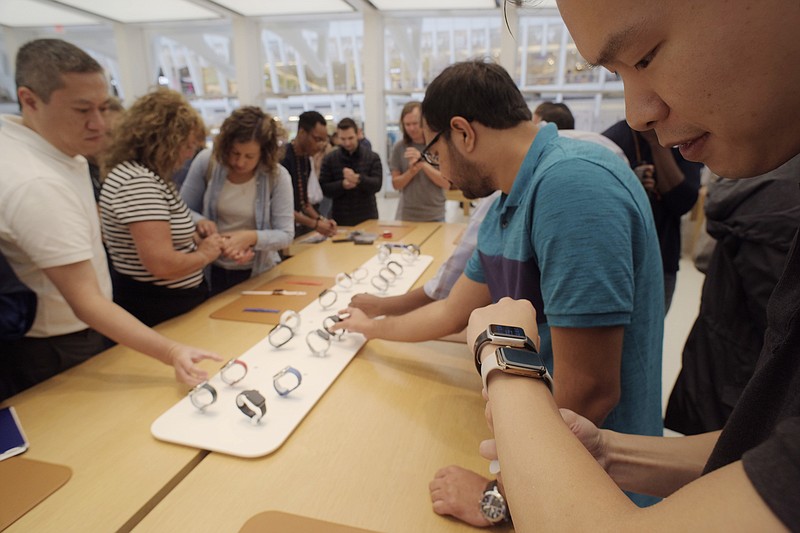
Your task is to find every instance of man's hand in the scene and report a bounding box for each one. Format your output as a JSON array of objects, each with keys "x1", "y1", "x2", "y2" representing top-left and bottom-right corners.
[
  {"x1": 330, "y1": 307, "x2": 377, "y2": 338},
  {"x1": 429, "y1": 466, "x2": 493, "y2": 528},
  {"x1": 633, "y1": 164, "x2": 657, "y2": 193},
  {"x1": 343, "y1": 167, "x2": 359, "y2": 189},
  {"x1": 349, "y1": 293, "x2": 388, "y2": 318},
  {"x1": 316, "y1": 217, "x2": 338, "y2": 237},
  {"x1": 558, "y1": 408, "x2": 610, "y2": 471},
  {"x1": 166, "y1": 342, "x2": 223, "y2": 386}
]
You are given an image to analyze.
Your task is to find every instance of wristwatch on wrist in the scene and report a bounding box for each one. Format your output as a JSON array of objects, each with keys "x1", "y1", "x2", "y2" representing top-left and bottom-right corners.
[
  {"x1": 480, "y1": 480, "x2": 510, "y2": 524},
  {"x1": 473, "y1": 324, "x2": 537, "y2": 373},
  {"x1": 481, "y1": 346, "x2": 554, "y2": 393}
]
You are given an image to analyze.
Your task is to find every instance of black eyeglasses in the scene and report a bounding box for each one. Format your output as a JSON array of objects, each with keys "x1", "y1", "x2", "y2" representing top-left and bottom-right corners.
[{"x1": 419, "y1": 130, "x2": 444, "y2": 168}]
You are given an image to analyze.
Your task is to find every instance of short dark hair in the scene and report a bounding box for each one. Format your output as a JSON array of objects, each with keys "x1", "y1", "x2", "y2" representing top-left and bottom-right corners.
[
  {"x1": 399, "y1": 101, "x2": 421, "y2": 145},
  {"x1": 16, "y1": 39, "x2": 103, "y2": 104},
  {"x1": 421, "y1": 60, "x2": 532, "y2": 135},
  {"x1": 337, "y1": 117, "x2": 358, "y2": 133},
  {"x1": 297, "y1": 110, "x2": 326, "y2": 133},
  {"x1": 534, "y1": 101, "x2": 575, "y2": 130},
  {"x1": 213, "y1": 106, "x2": 286, "y2": 173}
]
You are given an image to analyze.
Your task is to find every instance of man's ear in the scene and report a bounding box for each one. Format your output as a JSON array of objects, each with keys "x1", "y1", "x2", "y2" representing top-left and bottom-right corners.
[
  {"x1": 449, "y1": 116, "x2": 476, "y2": 152},
  {"x1": 17, "y1": 87, "x2": 39, "y2": 112}
]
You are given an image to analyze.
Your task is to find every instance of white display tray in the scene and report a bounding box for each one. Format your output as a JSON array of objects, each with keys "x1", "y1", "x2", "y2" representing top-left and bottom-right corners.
[{"x1": 151, "y1": 253, "x2": 433, "y2": 457}]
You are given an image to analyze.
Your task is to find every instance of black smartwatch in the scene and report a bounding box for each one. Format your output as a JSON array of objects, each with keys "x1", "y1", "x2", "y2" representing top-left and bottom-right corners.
[{"x1": 473, "y1": 324, "x2": 537, "y2": 373}]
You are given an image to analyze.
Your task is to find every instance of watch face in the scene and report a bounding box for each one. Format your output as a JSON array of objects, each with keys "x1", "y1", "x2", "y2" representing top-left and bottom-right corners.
[
  {"x1": 489, "y1": 324, "x2": 527, "y2": 340},
  {"x1": 480, "y1": 491, "x2": 507, "y2": 523},
  {"x1": 498, "y1": 346, "x2": 547, "y2": 374}
]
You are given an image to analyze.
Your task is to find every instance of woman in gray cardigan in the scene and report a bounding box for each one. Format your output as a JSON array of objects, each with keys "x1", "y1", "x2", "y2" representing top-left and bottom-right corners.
[{"x1": 181, "y1": 107, "x2": 294, "y2": 296}]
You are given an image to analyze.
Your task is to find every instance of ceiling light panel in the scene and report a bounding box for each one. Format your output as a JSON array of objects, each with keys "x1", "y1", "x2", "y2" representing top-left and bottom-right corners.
[
  {"x1": 0, "y1": 0, "x2": 99, "y2": 26},
  {"x1": 56, "y1": 0, "x2": 220, "y2": 23},
  {"x1": 370, "y1": 0, "x2": 495, "y2": 10},
  {"x1": 213, "y1": 0, "x2": 354, "y2": 16}
]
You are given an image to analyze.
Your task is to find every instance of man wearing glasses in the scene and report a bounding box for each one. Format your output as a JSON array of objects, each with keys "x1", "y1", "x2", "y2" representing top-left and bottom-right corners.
[{"x1": 336, "y1": 60, "x2": 664, "y2": 522}]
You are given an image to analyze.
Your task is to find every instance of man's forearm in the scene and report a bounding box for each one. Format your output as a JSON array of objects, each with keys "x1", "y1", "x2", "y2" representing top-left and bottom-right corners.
[
  {"x1": 370, "y1": 297, "x2": 467, "y2": 342},
  {"x1": 605, "y1": 429, "x2": 721, "y2": 497}
]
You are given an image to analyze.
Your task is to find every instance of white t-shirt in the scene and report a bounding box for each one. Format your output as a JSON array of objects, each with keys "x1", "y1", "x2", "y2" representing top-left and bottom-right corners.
[{"x1": 0, "y1": 115, "x2": 112, "y2": 337}]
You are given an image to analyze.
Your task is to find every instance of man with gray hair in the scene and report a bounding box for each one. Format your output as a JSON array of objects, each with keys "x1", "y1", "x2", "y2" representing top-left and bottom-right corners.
[{"x1": 0, "y1": 39, "x2": 220, "y2": 400}]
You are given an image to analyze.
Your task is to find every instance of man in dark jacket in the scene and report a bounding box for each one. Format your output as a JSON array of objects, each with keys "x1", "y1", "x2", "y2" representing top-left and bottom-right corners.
[
  {"x1": 319, "y1": 118, "x2": 383, "y2": 226},
  {"x1": 665, "y1": 154, "x2": 800, "y2": 434},
  {"x1": 603, "y1": 120, "x2": 702, "y2": 312}
]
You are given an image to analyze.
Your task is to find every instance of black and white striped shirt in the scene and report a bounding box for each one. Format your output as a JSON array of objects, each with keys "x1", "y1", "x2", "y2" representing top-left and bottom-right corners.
[{"x1": 100, "y1": 160, "x2": 203, "y2": 289}]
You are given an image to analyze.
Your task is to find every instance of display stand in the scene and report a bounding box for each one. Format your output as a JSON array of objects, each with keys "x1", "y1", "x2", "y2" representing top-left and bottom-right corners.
[{"x1": 151, "y1": 252, "x2": 433, "y2": 457}]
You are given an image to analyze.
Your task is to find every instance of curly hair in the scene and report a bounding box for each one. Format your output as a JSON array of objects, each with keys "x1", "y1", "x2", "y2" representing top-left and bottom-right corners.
[
  {"x1": 103, "y1": 88, "x2": 205, "y2": 181},
  {"x1": 212, "y1": 106, "x2": 286, "y2": 174}
]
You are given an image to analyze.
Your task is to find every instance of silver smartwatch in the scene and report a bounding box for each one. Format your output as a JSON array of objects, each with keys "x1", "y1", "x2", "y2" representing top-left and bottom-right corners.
[
  {"x1": 473, "y1": 324, "x2": 538, "y2": 373},
  {"x1": 481, "y1": 346, "x2": 553, "y2": 393}
]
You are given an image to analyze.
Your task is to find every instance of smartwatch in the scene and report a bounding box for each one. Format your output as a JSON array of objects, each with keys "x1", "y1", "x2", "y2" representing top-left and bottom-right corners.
[
  {"x1": 268, "y1": 323, "x2": 294, "y2": 348},
  {"x1": 378, "y1": 266, "x2": 397, "y2": 284},
  {"x1": 318, "y1": 288, "x2": 338, "y2": 309},
  {"x1": 322, "y1": 314, "x2": 344, "y2": 340},
  {"x1": 189, "y1": 382, "x2": 217, "y2": 410},
  {"x1": 401, "y1": 243, "x2": 420, "y2": 264},
  {"x1": 236, "y1": 389, "x2": 267, "y2": 424},
  {"x1": 273, "y1": 366, "x2": 302, "y2": 396},
  {"x1": 472, "y1": 324, "x2": 538, "y2": 373},
  {"x1": 376, "y1": 243, "x2": 391, "y2": 263},
  {"x1": 219, "y1": 358, "x2": 248, "y2": 386},
  {"x1": 479, "y1": 480, "x2": 510, "y2": 524},
  {"x1": 370, "y1": 274, "x2": 389, "y2": 293},
  {"x1": 481, "y1": 346, "x2": 554, "y2": 393},
  {"x1": 335, "y1": 272, "x2": 354, "y2": 290},
  {"x1": 279, "y1": 310, "x2": 301, "y2": 332},
  {"x1": 351, "y1": 267, "x2": 368, "y2": 282},
  {"x1": 306, "y1": 328, "x2": 332, "y2": 357},
  {"x1": 385, "y1": 260, "x2": 404, "y2": 277}
]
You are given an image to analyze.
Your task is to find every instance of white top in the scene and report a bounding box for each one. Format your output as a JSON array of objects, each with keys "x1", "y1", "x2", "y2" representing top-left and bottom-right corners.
[
  {"x1": 0, "y1": 115, "x2": 112, "y2": 337},
  {"x1": 215, "y1": 178, "x2": 257, "y2": 270}
]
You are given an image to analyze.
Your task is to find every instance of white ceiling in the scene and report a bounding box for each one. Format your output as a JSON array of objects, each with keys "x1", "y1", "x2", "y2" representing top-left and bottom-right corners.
[{"x1": 0, "y1": 0, "x2": 564, "y2": 27}]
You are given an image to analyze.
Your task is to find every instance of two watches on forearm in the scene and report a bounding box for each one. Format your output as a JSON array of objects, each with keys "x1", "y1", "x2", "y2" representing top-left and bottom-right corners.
[{"x1": 473, "y1": 324, "x2": 553, "y2": 392}]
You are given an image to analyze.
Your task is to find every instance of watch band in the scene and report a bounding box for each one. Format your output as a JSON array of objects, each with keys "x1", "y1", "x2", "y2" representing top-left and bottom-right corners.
[
  {"x1": 322, "y1": 314, "x2": 344, "y2": 340},
  {"x1": 279, "y1": 310, "x2": 301, "y2": 332},
  {"x1": 189, "y1": 381, "x2": 217, "y2": 410},
  {"x1": 273, "y1": 366, "x2": 302, "y2": 396},
  {"x1": 220, "y1": 358, "x2": 248, "y2": 386},
  {"x1": 306, "y1": 328, "x2": 331, "y2": 357},
  {"x1": 318, "y1": 288, "x2": 338, "y2": 309},
  {"x1": 473, "y1": 329, "x2": 537, "y2": 373},
  {"x1": 370, "y1": 274, "x2": 389, "y2": 293},
  {"x1": 268, "y1": 323, "x2": 294, "y2": 348},
  {"x1": 236, "y1": 390, "x2": 267, "y2": 424}
]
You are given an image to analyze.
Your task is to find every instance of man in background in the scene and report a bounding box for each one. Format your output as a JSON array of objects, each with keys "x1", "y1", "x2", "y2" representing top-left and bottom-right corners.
[{"x1": 319, "y1": 118, "x2": 383, "y2": 227}]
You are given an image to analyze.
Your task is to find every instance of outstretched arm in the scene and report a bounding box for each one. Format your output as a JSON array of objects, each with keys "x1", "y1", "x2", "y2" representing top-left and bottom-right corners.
[{"x1": 44, "y1": 261, "x2": 221, "y2": 385}]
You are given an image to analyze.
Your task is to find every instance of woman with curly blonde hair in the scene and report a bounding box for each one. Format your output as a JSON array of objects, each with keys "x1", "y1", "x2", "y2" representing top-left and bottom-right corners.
[
  {"x1": 180, "y1": 106, "x2": 294, "y2": 296},
  {"x1": 99, "y1": 88, "x2": 223, "y2": 326}
]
